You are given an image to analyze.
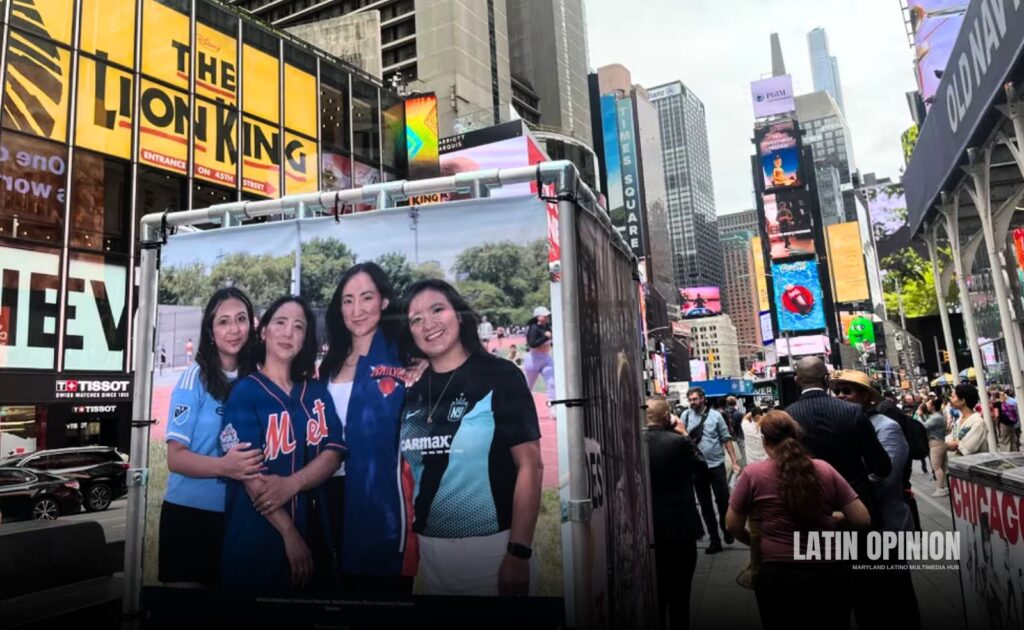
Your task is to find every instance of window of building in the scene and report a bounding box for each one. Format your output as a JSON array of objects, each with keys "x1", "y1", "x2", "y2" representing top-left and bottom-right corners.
[
  {"x1": 380, "y1": 90, "x2": 404, "y2": 173},
  {"x1": 321, "y1": 65, "x2": 350, "y2": 154},
  {"x1": 70, "y1": 150, "x2": 131, "y2": 254},
  {"x1": 63, "y1": 251, "x2": 128, "y2": 372},
  {"x1": 0, "y1": 132, "x2": 67, "y2": 246},
  {"x1": 351, "y1": 78, "x2": 380, "y2": 164},
  {"x1": 134, "y1": 166, "x2": 187, "y2": 248},
  {"x1": 3, "y1": 33, "x2": 73, "y2": 144}
]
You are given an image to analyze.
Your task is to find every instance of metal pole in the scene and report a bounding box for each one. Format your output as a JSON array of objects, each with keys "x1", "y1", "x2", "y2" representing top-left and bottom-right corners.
[
  {"x1": 925, "y1": 225, "x2": 960, "y2": 379},
  {"x1": 942, "y1": 194, "x2": 998, "y2": 453},
  {"x1": 123, "y1": 242, "x2": 159, "y2": 619},
  {"x1": 933, "y1": 334, "x2": 943, "y2": 379},
  {"x1": 556, "y1": 193, "x2": 594, "y2": 630},
  {"x1": 963, "y1": 149, "x2": 1024, "y2": 412}
]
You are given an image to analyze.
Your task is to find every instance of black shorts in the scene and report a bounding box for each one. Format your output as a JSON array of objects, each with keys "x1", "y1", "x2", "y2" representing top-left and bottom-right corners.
[{"x1": 158, "y1": 500, "x2": 225, "y2": 585}]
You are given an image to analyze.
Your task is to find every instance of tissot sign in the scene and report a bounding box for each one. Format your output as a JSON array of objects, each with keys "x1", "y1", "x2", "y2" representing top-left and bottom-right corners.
[{"x1": 56, "y1": 377, "x2": 132, "y2": 400}]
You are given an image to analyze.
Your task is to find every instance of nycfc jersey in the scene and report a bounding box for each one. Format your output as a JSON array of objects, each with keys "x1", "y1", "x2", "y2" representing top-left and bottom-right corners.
[
  {"x1": 220, "y1": 372, "x2": 346, "y2": 592},
  {"x1": 400, "y1": 353, "x2": 540, "y2": 538},
  {"x1": 164, "y1": 365, "x2": 233, "y2": 512}
]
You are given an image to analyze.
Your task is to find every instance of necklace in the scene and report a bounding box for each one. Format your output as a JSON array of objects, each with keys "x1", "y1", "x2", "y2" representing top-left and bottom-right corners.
[{"x1": 427, "y1": 365, "x2": 462, "y2": 424}]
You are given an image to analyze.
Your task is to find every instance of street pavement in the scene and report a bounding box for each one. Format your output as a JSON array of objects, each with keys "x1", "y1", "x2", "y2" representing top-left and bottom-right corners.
[
  {"x1": 689, "y1": 464, "x2": 965, "y2": 629},
  {"x1": 63, "y1": 497, "x2": 128, "y2": 544}
]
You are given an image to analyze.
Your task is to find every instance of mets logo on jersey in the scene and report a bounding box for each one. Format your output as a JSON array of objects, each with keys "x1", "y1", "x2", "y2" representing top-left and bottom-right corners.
[
  {"x1": 264, "y1": 399, "x2": 330, "y2": 461},
  {"x1": 220, "y1": 423, "x2": 239, "y2": 453},
  {"x1": 370, "y1": 365, "x2": 405, "y2": 398}
]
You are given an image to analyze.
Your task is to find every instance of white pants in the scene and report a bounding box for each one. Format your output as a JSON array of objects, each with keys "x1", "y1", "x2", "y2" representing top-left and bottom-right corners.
[{"x1": 418, "y1": 530, "x2": 539, "y2": 596}]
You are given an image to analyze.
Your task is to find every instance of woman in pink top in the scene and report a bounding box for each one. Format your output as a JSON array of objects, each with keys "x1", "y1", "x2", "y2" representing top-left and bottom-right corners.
[{"x1": 726, "y1": 411, "x2": 870, "y2": 630}]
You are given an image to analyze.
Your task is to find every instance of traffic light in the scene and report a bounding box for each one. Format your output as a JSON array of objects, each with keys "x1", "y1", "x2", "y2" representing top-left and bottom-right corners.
[
  {"x1": 708, "y1": 353, "x2": 716, "y2": 363},
  {"x1": 941, "y1": 350, "x2": 950, "y2": 365}
]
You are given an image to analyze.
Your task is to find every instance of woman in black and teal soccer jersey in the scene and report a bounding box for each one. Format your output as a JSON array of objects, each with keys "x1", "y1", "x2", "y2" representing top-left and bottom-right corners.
[{"x1": 399, "y1": 279, "x2": 543, "y2": 596}]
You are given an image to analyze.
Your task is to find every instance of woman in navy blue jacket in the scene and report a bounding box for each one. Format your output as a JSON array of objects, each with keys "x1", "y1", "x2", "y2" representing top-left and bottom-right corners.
[{"x1": 318, "y1": 262, "x2": 421, "y2": 592}]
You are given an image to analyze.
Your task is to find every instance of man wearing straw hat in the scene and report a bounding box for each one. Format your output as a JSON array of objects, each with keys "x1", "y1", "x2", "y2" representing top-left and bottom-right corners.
[{"x1": 830, "y1": 369, "x2": 922, "y2": 630}]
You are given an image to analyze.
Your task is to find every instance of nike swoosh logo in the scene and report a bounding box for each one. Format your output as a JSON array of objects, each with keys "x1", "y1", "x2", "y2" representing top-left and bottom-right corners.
[{"x1": 405, "y1": 409, "x2": 424, "y2": 420}]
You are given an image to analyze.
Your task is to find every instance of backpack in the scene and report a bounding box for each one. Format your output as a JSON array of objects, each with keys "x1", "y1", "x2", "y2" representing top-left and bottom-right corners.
[{"x1": 904, "y1": 417, "x2": 930, "y2": 460}]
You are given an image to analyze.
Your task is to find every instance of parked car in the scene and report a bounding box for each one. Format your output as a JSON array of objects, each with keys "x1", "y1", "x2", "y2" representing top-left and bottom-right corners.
[
  {"x1": 0, "y1": 446, "x2": 128, "y2": 512},
  {"x1": 0, "y1": 468, "x2": 83, "y2": 521}
]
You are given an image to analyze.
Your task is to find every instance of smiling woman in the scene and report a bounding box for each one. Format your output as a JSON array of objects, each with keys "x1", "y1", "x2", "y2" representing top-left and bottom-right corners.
[
  {"x1": 219, "y1": 295, "x2": 347, "y2": 594},
  {"x1": 398, "y1": 279, "x2": 543, "y2": 597}
]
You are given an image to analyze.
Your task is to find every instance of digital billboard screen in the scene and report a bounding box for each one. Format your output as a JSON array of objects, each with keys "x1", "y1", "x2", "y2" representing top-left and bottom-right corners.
[
  {"x1": 840, "y1": 311, "x2": 877, "y2": 353},
  {"x1": 405, "y1": 93, "x2": 440, "y2": 179},
  {"x1": 827, "y1": 222, "x2": 870, "y2": 304},
  {"x1": 762, "y1": 191, "x2": 814, "y2": 260},
  {"x1": 750, "y1": 74, "x2": 795, "y2": 119},
  {"x1": 909, "y1": 2, "x2": 966, "y2": 108},
  {"x1": 772, "y1": 260, "x2": 826, "y2": 332},
  {"x1": 679, "y1": 287, "x2": 721, "y2": 318},
  {"x1": 756, "y1": 120, "x2": 802, "y2": 192}
]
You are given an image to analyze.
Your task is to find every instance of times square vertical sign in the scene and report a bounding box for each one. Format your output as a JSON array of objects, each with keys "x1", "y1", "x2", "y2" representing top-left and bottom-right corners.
[{"x1": 615, "y1": 98, "x2": 646, "y2": 259}]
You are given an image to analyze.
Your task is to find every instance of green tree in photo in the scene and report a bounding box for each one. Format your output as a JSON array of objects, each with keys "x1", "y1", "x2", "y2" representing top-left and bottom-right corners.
[
  {"x1": 209, "y1": 253, "x2": 293, "y2": 308},
  {"x1": 300, "y1": 238, "x2": 356, "y2": 308},
  {"x1": 375, "y1": 251, "x2": 416, "y2": 297},
  {"x1": 159, "y1": 262, "x2": 210, "y2": 306}
]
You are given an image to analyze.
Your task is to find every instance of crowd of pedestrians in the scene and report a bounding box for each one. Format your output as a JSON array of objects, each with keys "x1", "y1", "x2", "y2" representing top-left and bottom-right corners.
[{"x1": 642, "y1": 356, "x2": 1024, "y2": 629}]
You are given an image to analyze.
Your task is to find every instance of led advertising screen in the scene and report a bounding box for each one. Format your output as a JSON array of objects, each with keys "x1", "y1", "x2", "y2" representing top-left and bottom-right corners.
[
  {"x1": 750, "y1": 74, "x2": 795, "y2": 119},
  {"x1": 679, "y1": 287, "x2": 722, "y2": 318},
  {"x1": 840, "y1": 311, "x2": 877, "y2": 351},
  {"x1": 774, "y1": 334, "x2": 830, "y2": 357},
  {"x1": 827, "y1": 222, "x2": 870, "y2": 304},
  {"x1": 858, "y1": 182, "x2": 925, "y2": 267},
  {"x1": 772, "y1": 260, "x2": 827, "y2": 332},
  {"x1": 756, "y1": 120, "x2": 802, "y2": 192},
  {"x1": 762, "y1": 191, "x2": 814, "y2": 259},
  {"x1": 405, "y1": 93, "x2": 440, "y2": 180},
  {"x1": 759, "y1": 311, "x2": 774, "y2": 345},
  {"x1": 909, "y1": 1, "x2": 966, "y2": 109}
]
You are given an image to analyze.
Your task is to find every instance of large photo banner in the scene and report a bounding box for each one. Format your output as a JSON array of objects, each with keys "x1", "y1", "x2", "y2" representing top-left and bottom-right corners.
[{"x1": 145, "y1": 195, "x2": 566, "y2": 626}]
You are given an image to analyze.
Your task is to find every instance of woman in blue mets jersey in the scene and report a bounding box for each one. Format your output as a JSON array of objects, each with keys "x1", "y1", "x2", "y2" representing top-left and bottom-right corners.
[
  {"x1": 399, "y1": 279, "x2": 543, "y2": 596},
  {"x1": 318, "y1": 262, "x2": 421, "y2": 593},
  {"x1": 220, "y1": 295, "x2": 346, "y2": 593},
  {"x1": 159, "y1": 287, "x2": 263, "y2": 587}
]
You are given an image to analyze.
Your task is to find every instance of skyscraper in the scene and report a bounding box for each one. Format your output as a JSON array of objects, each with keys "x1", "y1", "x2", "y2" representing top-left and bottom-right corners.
[
  {"x1": 648, "y1": 81, "x2": 725, "y2": 297},
  {"x1": 507, "y1": 0, "x2": 591, "y2": 146},
  {"x1": 718, "y1": 209, "x2": 758, "y2": 237},
  {"x1": 234, "y1": 0, "x2": 512, "y2": 135},
  {"x1": 719, "y1": 229, "x2": 762, "y2": 367},
  {"x1": 770, "y1": 33, "x2": 787, "y2": 76},
  {"x1": 593, "y1": 66, "x2": 676, "y2": 312},
  {"x1": 807, "y1": 27, "x2": 845, "y2": 113},
  {"x1": 796, "y1": 91, "x2": 857, "y2": 221}
]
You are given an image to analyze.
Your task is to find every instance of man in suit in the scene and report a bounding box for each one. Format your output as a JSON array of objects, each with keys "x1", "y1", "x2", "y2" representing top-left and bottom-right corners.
[
  {"x1": 645, "y1": 396, "x2": 705, "y2": 630},
  {"x1": 784, "y1": 357, "x2": 891, "y2": 525}
]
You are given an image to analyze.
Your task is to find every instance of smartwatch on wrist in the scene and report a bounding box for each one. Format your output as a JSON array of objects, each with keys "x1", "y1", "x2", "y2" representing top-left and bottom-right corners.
[{"x1": 507, "y1": 542, "x2": 532, "y2": 559}]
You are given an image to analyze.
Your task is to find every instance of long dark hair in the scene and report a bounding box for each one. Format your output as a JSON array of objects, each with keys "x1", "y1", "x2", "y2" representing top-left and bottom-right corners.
[
  {"x1": 760, "y1": 411, "x2": 822, "y2": 525},
  {"x1": 399, "y1": 279, "x2": 486, "y2": 363},
  {"x1": 320, "y1": 262, "x2": 401, "y2": 380},
  {"x1": 195, "y1": 287, "x2": 257, "y2": 402},
  {"x1": 255, "y1": 295, "x2": 319, "y2": 382}
]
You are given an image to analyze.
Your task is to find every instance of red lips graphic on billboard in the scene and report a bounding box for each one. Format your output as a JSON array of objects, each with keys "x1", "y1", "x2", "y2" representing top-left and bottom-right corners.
[{"x1": 782, "y1": 285, "x2": 815, "y2": 316}]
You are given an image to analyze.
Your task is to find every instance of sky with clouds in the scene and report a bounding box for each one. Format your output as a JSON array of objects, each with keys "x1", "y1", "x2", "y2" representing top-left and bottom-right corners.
[{"x1": 585, "y1": 0, "x2": 920, "y2": 216}]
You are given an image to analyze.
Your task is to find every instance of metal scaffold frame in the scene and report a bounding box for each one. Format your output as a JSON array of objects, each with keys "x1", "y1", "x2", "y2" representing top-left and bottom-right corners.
[
  {"x1": 922, "y1": 82, "x2": 1024, "y2": 455},
  {"x1": 123, "y1": 160, "x2": 633, "y2": 629}
]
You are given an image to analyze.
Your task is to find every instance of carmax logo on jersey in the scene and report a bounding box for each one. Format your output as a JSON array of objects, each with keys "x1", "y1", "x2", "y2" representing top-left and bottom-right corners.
[
  {"x1": 401, "y1": 435, "x2": 452, "y2": 453},
  {"x1": 55, "y1": 379, "x2": 131, "y2": 400}
]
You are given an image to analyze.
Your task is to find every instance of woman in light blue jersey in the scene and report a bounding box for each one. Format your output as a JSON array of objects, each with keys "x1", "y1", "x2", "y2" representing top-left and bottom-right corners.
[{"x1": 159, "y1": 287, "x2": 264, "y2": 587}]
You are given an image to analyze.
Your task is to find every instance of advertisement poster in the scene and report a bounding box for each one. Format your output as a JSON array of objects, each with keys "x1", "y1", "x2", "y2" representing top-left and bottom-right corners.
[
  {"x1": 138, "y1": 79, "x2": 190, "y2": 174},
  {"x1": 840, "y1": 312, "x2": 876, "y2": 352},
  {"x1": 774, "y1": 335, "x2": 830, "y2": 357},
  {"x1": 759, "y1": 311, "x2": 774, "y2": 345},
  {"x1": 949, "y1": 474, "x2": 1024, "y2": 630},
  {"x1": 750, "y1": 74, "x2": 795, "y2": 119},
  {"x1": 80, "y1": 0, "x2": 136, "y2": 68},
  {"x1": 762, "y1": 191, "x2": 814, "y2": 259},
  {"x1": 679, "y1": 287, "x2": 722, "y2": 318},
  {"x1": 63, "y1": 255, "x2": 128, "y2": 371},
  {"x1": 75, "y1": 57, "x2": 134, "y2": 159},
  {"x1": 751, "y1": 236, "x2": 770, "y2": 311},
  {"x1": 141, "y1": 0, "x2": 191, "y2": 91},
  {"x1": 827, "y1": 222, "x2": 870, "y2": 304},
  {"x1": 0, "y1": 246, "x2": 61, "y2": 369},
  {"x1": 772, "y1": 260, "x2": 827, "y2": 332},
  {"x1": 147, "y1": 196, "x2": 566, "y2": 625},
  {"x1": 859, "y1": 183, "x2": 913, "y2": 263},
  {"x1": 756, "y1": 120, "x2": 802, "y2": 192},
  {"x1": 404, "y1": 94, "x2": 440, "y2": 180},
  {"x1": 3, "y1": 23, "x2": 73, "y2": 143},
  {"x1": 440, "y1": 135, "x2": 531, "y2": 198},
  {"x1": 909, "y1": 1, "x2": 967, "y2": 108}
]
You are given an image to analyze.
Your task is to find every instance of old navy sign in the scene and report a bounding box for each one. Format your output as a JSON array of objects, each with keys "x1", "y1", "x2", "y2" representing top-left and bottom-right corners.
[{"x1": 904, "y1": 0, "x2": 1024, "y2": 236}]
